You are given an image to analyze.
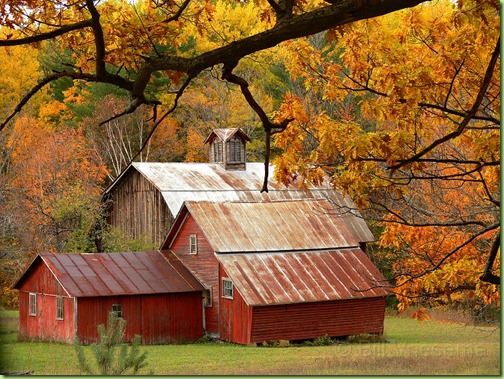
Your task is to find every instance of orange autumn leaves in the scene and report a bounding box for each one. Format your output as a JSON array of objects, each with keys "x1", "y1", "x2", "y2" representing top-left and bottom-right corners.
[
  {"x1": 271, "y1": 0, "x2": 500, "y2": 313},
  {"x1": 7, "y1": 116, "x2": 108, "y2": 253}
]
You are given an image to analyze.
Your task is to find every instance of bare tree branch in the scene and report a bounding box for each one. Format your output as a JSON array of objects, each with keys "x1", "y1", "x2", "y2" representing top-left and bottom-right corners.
[
  {"x1": 85, "y1": 0, "x2": 106, "y2": 77},
  {"x1": 0, "y1": 19, "x2": 92, "y2": 47},
  {"x1": 480, "y1": 232, "x2": 500, "y2": 285},
  {"x1": 389, "y1": 36, "x2": 500, "y2": 170},
  {"x1": 222, "y1": 62, "x2": 294, "y2": 192}
]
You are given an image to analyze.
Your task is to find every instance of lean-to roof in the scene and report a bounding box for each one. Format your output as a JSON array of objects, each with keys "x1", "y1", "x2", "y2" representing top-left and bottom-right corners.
[{"x1": 217, "y1": 249, "x2": 390, "y2": 306}]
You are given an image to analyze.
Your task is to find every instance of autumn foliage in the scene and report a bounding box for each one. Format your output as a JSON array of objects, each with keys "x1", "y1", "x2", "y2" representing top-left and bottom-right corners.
[
  {"x1": 0, "y1": 0, "x2": 500, "y2": 316},
  {"x1": 271, "y1": 0, "x2": 500, "y2": 315}
]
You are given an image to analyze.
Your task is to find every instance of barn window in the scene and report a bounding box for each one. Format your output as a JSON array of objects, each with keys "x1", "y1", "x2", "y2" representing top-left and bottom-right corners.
[
  {"x1": 189, "y1": 234, "x2": 198, "y2": 255},
  {"x1": 228, "y1": 137, "x2": 243, "y2": 163},
  {"x1": 222, "y1": 278, "x2": 234, "y2": 299},
  {"x1": 29, "y1": 293, "x2": 36, "y2": 316},
  {"x1": 204, "y1": 287, "x2": 212, "y2": 307},
  {"x1": 214, "y1": 140, "x2": 223, "y2": 162},
  {"x1": 56, "y1": 297, "x2": 64, "y2": 320},
  {"x1": 112, "y1": 304, "x2": 123, "y2": 318}
]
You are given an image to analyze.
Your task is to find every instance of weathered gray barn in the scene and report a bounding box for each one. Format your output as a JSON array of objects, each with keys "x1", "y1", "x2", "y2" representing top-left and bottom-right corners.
[{"x1": 104, "y1": 128, "x2": 374, "y2": 248}]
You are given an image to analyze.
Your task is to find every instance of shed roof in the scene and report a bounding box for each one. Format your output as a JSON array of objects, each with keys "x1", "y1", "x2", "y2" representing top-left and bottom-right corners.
[
  {"x1": 170, "y1": 199, "x2": 360, "y2": 252},
  {"x1": 107, "y1": 162, "x2": 374, "y2": 243},
  {"x1": 217, "y1": 249, "x2": 389, "y2": 306},
  {"x1": 14, "y1": 251, "x2": 204, "y2": 297}
]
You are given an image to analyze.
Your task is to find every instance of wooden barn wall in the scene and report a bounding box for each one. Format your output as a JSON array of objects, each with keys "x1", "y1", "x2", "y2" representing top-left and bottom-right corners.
[
  {"x1": 219, "y1": 265, "x2": 252, "y2": 345},
  {"x1": 76, "y1": 292, "x2": 203, "y2": 345},
  {"x1": 17, "y1": 262, "x2": 75, "y2": 342},
  {"x1": 109, "y1": 170, "x2": 173, "y2": 247},
  {"x1": 18, "y1": 292, "x2": 75, "y2": 342},
  {"x1": 169, "y1": 215, "x2": 220, "y2": 337},
  {"x1": 250, "y1": 297, "x2": 386, "y2": 344}
]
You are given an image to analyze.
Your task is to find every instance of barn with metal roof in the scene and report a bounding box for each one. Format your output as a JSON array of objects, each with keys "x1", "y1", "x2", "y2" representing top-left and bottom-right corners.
[
  {"x1": 14, "y1": 128, "x2": 388, "y2": 345},
  {"x1": 162, "y1": 199, "x2": 389, "y2": 345},
  {"x1": 14, "y1": 251, "x2": 205, "y2": 344},
  {"x1": 104, "y1": 128, "x2": 374, "y2": 249}
]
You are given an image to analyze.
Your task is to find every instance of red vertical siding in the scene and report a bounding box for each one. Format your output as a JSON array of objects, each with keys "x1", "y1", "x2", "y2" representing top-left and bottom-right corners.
[
  {"x1": 250, "y1": 297, "x2": 386, "y2": 344},
  {"x1": 76, "y1": 293, "x2": 203, "y2": 345},
  {"x1": 17, "y1": 262, "x2": 76, "y2": 342},
  {"x1": 219, "y1": 265, "x2": 252, "y2": 344},
  {"x1": 169, "y1": 215, "x2": 220, "y2": 336},
  {"x1": 141, "y1": 292, "x2": 204, "y2": 344}
]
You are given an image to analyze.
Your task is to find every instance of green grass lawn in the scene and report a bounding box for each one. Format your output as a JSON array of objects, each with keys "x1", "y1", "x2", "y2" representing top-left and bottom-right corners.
[{"x1": 0, "y1": 310, "x2": 500, "y2": 375}]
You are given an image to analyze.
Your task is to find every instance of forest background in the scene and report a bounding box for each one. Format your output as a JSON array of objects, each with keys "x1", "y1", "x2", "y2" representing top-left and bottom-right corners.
[{"x1": 0, "y1": 0, "x2": 500, "y2": 321}]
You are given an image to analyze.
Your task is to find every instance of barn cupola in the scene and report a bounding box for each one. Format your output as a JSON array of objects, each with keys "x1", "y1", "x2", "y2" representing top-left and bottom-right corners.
[{"x1": 204, "y1": 128, "x2": 251, "y2": 171}]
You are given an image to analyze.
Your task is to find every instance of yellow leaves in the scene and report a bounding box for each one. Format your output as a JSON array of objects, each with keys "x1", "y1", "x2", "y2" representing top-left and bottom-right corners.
[{"x1": 183, "y1": 0, "x2": 269, "y2": 54}]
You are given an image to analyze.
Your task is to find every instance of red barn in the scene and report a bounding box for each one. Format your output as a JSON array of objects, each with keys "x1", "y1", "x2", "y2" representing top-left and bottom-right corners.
[
  {"x1": 162, "y1": 199, "x2": 390, "y2": 345},
  {"x1": 13, "y1": 251, "x2": 205, "y2": 344}
]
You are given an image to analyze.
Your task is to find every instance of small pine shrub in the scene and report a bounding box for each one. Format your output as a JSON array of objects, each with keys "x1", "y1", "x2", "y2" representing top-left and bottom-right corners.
[{"x1": 74, "y1": 311, "x2": 149, "y2": 375}]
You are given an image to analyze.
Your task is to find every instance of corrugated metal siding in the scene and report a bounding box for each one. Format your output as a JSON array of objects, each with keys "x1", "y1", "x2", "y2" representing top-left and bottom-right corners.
[
  {"x1": 111, "y1": 162, "x2": 374, "y2": 244},
  {"x1": 35, "y1": 251, "x2": 204, "y2": 298},
  {"x1": 217, "y1": 249, "x2": 389, "y2": 306},
  {"x1": 184, "y1": 199, "x2": 359, "y2": 252},
  {"x1": 250, "y1": 297, "x2": 386, "y2": 343}
]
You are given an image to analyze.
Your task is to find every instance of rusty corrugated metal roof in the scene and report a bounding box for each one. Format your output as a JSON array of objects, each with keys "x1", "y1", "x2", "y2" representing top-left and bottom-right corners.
[
  {"x1": 35, "y1": 251, "x2": 204, "y2": 297},
  {"x1": 184, "y1": 199, "x2": 359, "y2": 252},
  {"x1": 217, "y1": 249, "x2": 389, "y2": 306},
  {"x1": 120, "y1": 162, "x2": 374, "y2": 243}
]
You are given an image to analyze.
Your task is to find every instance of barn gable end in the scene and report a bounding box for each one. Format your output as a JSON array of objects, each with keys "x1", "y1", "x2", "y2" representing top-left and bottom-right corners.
[{"x1": 14, "y1": 256, "x2": 75, "y2": 343}]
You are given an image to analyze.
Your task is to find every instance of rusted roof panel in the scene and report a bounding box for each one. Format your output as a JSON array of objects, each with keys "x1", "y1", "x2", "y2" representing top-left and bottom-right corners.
[
  {"x1": 185, "y1": 199, "x2": 359, "y2": 252},
  {"x1": 121, "y1": 162, "x2": 373, "y2": 243},
  {"x1": 39, "y1": 251, "x2": 204, "y2": 297},
  {"x1": 203, "y1": 128, "x2": 251, "y2": 144},
  {"x1": 217, "y1": 249, "x2": 390, "y2": 306}
]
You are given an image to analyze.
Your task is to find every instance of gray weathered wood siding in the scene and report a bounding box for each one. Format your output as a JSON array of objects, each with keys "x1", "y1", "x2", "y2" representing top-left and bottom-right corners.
[{"x1": 109, "y1": 170, "x2": 173, "y2": 247}]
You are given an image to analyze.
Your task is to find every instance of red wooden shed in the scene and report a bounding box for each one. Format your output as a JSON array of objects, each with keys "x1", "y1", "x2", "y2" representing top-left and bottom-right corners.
[
  {"x1": 13, "y1": 251, "x2": 205, "y2": 344},
  {"x1": 162, "y1": 199, "x2": 390, "y2": 345}
]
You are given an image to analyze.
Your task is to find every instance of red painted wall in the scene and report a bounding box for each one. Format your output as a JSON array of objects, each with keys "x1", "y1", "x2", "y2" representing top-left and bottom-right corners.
[
  {"x1": 219, "y1": 265, "x2": 386, "y2": 345},
  {"x1": 17, "y1": 258, "x2": 204, "y2": 345},
  {"x1": 17, "y1": 262, "x2": 75, "y2": 343},
  {"x1": 76, "y1": 292, "x2": 204, "y2": 345},
  {"x1": 219, "y1": 265, "x2": 252, "y2": 344},
  {"x1": 169, "y1": 214, "x2": 220, "y2": 336},
  {"x1": 250, "y1": 297, "x2": 386, "y2": 344}
]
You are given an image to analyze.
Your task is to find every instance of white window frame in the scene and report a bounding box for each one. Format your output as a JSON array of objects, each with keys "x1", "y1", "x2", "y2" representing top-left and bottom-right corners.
[
  {"x1": 29, "y1": 293, "x2": 37, "y2": 316},
  {"x1": 112, "y1": 304, "x2": 123, "y2": 319},
  {"x1": 222, "y1": 278, "x2": 234, "y2": 299},
  {"x1": 56, "y1": 296, "x2": 64, "y2": 320},
  {"x1": 189, "y1": 234, "x2": 198, "y2": 255},
  {"x1": 204, "y1": 287, "x2": 213, "y2": 307}
]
